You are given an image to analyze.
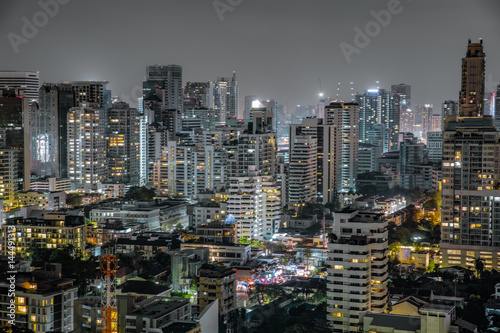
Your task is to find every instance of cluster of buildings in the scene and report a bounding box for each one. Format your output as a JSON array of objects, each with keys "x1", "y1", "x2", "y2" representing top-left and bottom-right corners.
[{"x1": 0, "y1": 38, "x2": 499, "y2": 333}]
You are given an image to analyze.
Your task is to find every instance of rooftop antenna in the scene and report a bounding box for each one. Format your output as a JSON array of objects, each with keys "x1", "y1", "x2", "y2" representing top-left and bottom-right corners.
[
  {"x1": 376, "y1": 81, "x2": 380, "y2": 89},
  {"x1": 336, "y1": 82, "x2": 341, "y2": 101},
  {"x1": 350, "y1": 82, "x2": 354, "y2": 101}
]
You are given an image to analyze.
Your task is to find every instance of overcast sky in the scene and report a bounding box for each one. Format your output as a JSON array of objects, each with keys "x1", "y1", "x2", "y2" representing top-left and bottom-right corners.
[{"x1": 1, "y1": 0, "x2": 499, "y2": 113}]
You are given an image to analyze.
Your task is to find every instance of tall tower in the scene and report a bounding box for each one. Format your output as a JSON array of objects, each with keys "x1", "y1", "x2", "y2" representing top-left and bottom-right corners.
[
  {"x1": 107, "y1": 102, "x2": 140, "y2": 185},
  {"x1": 459, "y1": 39, "x2": 486, "y2": 117},
  {"x1": 441, "y1": 40, "x2": 500, "y2": 270},
  {"x1": 100, "y1": 253, "x2": 117, "y2": 333},
  {"x1": 325, "y1": 102, "x2": 359, "y2": 193},
  {"x1": 67, "y1": 106, "x2": 107, "y2": 190},
  {"x1": 143, "y1": 65, "x2": 183, "y2": 123}
]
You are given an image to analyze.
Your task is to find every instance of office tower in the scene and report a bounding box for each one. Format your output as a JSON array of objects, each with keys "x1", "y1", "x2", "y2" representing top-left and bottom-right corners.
[
  {"x1": 227, "y1": 176, "x2": 280, "y2": 241},
  {"x1": 421, "y1": 104, "x2": 433, "y2": 141},
  {"x1": 399, "y1": 137, "x2": 426, "y2": 190},
  {"x1": 288, "y1": 135, "x2": 317, "y2": 207},
  {"x1": 143, "y1": 65, "x2": 183, "y2": 122},
  {"x1": 356, "y1": 89, "x2": 399, "y2": 150},
  {"x1": 399, "y1": 109, "x2": 415, "y2": 134},
  {"x1": 358, "y1": 143, "x2": 382, "y2": 175},
  {"x1": 495, "y1": 84, "x2": 500, "y2": 131},
  {"x1": 198, "y1": 264, "x2": 236, "y2": 316},
  {"x1": 0, "y1": 70, "x2": 39, "y2": 101},
  {"x1": 392, "y1": 83, "x2": 411, "y2": 133},
  {"x1": 31, "y1": 83, "x2": 75, "y2": 178},
  {"x1": 244, "y1": 95, "x2": 259, "y2": 120},
  {"x1": 107, "y1": 102, "x2": 140, "y2": 185},
  {"x1": 290, "y1": 118, "x2": 336, "y2": 205},
  {"x1": 431, "y1": 114, "x2": 442, "y2": 132},
  {"x1": 67, "y1": 106, "x2": 107, "y2": 190},
  {"x1": 0, "y1": 88, "x2": 31, "y2": 191},
  {"x1": 459, "y1": 39, "x2": 485, "y2": 117},
  {"x1": 426, "y1": 132, "x2": 443, "y2": 163},
  {"x1": 182, "y1": 106, "x2": 220, "y2": 131},
  {"x1": 325, "y1": 102, "x2": 359, "y2": 193},
  {"x1": 0, "y1": 149, "x2": 18, "y2": 207},
  {"x1": 440, "y1": 40, "x2": 500, "y2": 270},
  {"x1": 327, "y1": 210, "x2": 389, "y2": 332},
  {"x1": 213, "y1": 72, "x2": 238, "y2": 120},
  {"x1": 184, "y1": 81, "x2": 213, "y2": 107},
  {"x1": 367, "y1": 123, "x2": 391, "y2": 153}
]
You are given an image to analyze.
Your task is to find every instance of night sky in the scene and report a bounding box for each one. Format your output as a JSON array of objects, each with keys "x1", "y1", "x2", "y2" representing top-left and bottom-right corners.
[{"x1": 1, "y1": 0, "x2": 499, "y2": 113}]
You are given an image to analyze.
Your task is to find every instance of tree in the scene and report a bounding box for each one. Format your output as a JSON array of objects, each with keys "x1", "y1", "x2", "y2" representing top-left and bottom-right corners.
[
  {"x1": 66, "y1": 194, "x2": 83, "y2": 207},
  {"x1": 239, "y1": 236, "x2": 251, "y2": 245},
  {"x1": 303, "y1": 248, "x2": 312, "y2": 271},
  {"x1": 475, "y1": 257, "x2": 485, "y2": 276},
  {"x1": 427, "y1": 259, "x2": 436, "y2": 272},
  {"x1": 125, "y1": 186, "x2": 155, "y2": 201}
]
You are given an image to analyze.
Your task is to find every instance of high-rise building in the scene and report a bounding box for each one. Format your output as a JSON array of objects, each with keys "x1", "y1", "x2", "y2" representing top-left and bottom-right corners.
[
  {"x1": 443, "y1": 100, "x2": 459, "y2": 119},
  {"x1": 107, "y1": 102, "x2": 140, "y2": 185},
  {"x1": 327, "y1": 210, "x2": 388, "y2": 332},
  {"x1": 421, "y1": 104, "x2": 434, "y2": 141},
  {"x1": 0, "y1": 149, "x2": 18, "y2": 207},
  {"x1": 399, "y1": 137, "x2": 426, "y2": 190},
  {"x1": 213, "y1": 72, "x2": 238, "y2": 121},
  {"x1": 244, "y1": 95, "x2": 259, "y2": 120},
  {"x1": 358, "y1": 143, "x2": 382, "y2": 175},
  {"x1": 0, "y1": 70, "x2": 39, "y2": 101},
  {"x1": 31, "y1": 83, "x2": 75, "y2": 178},
  {"x1": 431, "y1": 114, "x2": 442, "y2": 132},
  {"x1": 0, "y1": 88, "x2": 31, "y2": 191},
  {"x1": 288, "y1": 135, "x2": 317, "y2": 207},
  {"x1": 67, "y1": 106, "x2": 107, "y2": 190},
  {"x1": 325, "y1": 102, "x2": 359, "y2": 193},
  {"x1": 356, "y1": 89, "x2": 399, "y2": 150},
  {"x1": 391, "y1": 83, "x2": 411, "y2": 133},
  {"x1": 143, "y1": 65, "x2": 183, "y2": 122},
  {"x1": 184, "y1": 81, "x2": 213, "y2": 108},
  {"x1": 249, "y1": 99, "x2": 279, "y2": 132},
  {"x1": 227, "y1": 176, "x2": 280, "y2": 241},
  {"x1": 426, "y1": 131, "x2": 443, "y2": 163},
  {"x1": 440, "y1": 40, "x2": 500, "y2": 270},
  {"x1": 495, "y1": 84, "x2": 500, "y2": 131},
  {"x1": 459, "y1": 39, "x2": 485, "y2": 117}
]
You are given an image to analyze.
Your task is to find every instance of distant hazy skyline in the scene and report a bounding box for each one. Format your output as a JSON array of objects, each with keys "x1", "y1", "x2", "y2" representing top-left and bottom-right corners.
[{"x1": 1, "y1": 0, "x2": 499, "y2": 113}]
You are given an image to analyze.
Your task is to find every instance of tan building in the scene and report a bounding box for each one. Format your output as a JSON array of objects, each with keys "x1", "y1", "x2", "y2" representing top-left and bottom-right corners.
[
  {"x1": 198, "y1": 264, "x2": 236, "y2": 316},
  {"x1": 1, "y1": 210, "x2": 86, "y2": 258},
  {"x1": 18, "y1": 191, "x2": 67, "y2": 210}
]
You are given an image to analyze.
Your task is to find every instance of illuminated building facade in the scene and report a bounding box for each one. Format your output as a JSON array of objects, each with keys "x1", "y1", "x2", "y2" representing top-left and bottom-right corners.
[
  {"x1": 327, "y1": 210, "x2": 388, "y2": 332},
  {"x1": 107, "y1": 102, "x2": 140, "y2": 185},
  {"x1": 67, "y1": 106, "x2": 107, "y2": 190}
]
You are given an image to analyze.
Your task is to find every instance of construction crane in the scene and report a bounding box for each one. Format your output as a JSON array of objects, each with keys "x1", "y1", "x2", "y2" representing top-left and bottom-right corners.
[{"x1": 100, "y1": 252, "x2": 117, "y2": 333}]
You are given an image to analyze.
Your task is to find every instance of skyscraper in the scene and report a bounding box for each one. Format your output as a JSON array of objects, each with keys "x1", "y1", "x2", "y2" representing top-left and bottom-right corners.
[
  {"x1": 0, "y1": 70, "x2": 39, "y2": 101},
  {"x1": 288, "y1": 135, "x2": 317, "y2": 207},
  {"x1": 391, "y1": 83, "x2": 411, "y2": 133},
  {"x1": 213, "y1": 72, "x2": 239, "y2": 121},
  {"x1": 31, "y1": 83, "x2": 75, "y2": 178},
  {"x1": 441, "y1": 40, "x2": 500, "y2": 270},
  {"x1": 143, "y1": 65, "x2": 183, "y2": 122},
  {"x1": 67, "y1": 106, "x2": 107, "y2": 190},
  {"x1": 495, "y1": 84, "x2": 500, "y2": 131},
  {"x1": 107, "y1": 102, "x2": 140, "y2": 185},
  {"x1": 325, "y1": 102, "x2": 359, "y2": 193},
  {"x1": 459, "y1": 39, "x2": 485, "y2": 117},
  {"x1": 355, "y1": 89, "x2": 398, "y2": 151},
  {"x1": 421, "y1": 104, "x2": 433, "y2": 141}
]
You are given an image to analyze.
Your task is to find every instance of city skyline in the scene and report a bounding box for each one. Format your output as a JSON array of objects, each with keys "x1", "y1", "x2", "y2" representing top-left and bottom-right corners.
[{"x1": 1, "y1": 0, "x2": 500, "y2": 111}]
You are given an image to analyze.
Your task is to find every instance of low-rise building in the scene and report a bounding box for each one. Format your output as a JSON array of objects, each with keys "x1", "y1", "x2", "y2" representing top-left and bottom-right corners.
[
  {"x1": 181, "y1": 243, "x2": 251, "y2": 265},
  {"x1": 1, "y1": 209, "x2": 86, "y2": 258},
  {"x1": 18, "y1": 191, "x2": 67, "y2": 210},
  {"x1": 116, "y1": 233, "x2": 172, "y2": 260},
  {"x1": 0, "y1": 265, "x2": 78, "y2": 333},
  {"x1": 125, "y1": 298, "x2": 191, "y2": 332}
]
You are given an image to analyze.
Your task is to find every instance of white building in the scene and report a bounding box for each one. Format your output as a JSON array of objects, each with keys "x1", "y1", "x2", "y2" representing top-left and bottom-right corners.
[
  {"x1": 0, "y1": 70, "x2": 39, "y2": 101},
  {"x1": 67, "y1": 106, "x2": 107, "y2": 191},
  {"x1": 227, "y1": 176, "x2": 280, "y2": 241},
  {"x1": 327, "y1": 209, "x2": 389, "y2": 332}
]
